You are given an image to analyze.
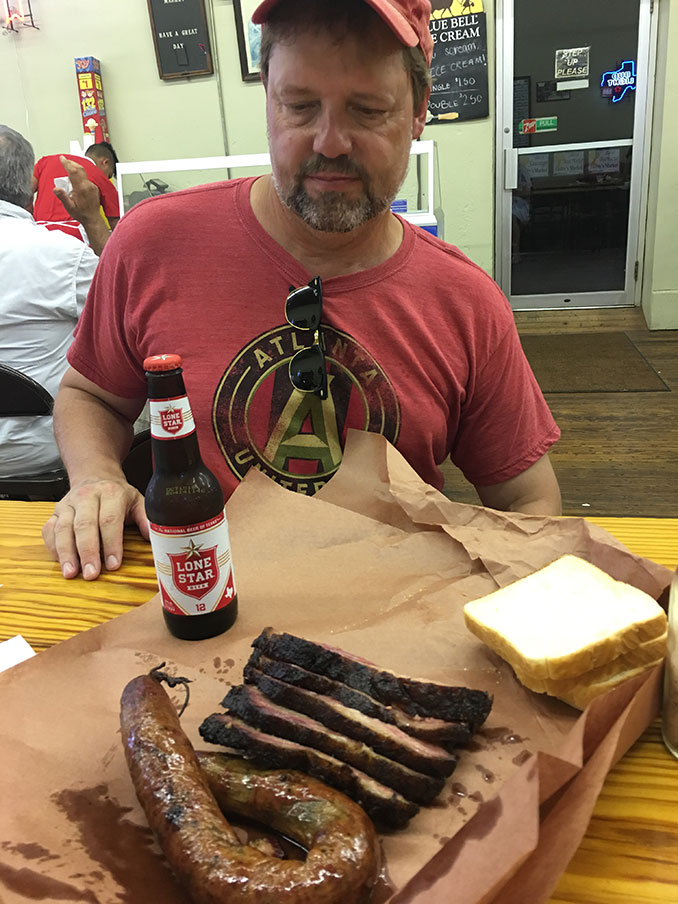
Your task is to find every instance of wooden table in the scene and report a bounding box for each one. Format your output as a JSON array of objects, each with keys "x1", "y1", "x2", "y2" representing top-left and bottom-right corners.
[{"x1": 0, "y1": 501, "x2": 676, "y2": 903}]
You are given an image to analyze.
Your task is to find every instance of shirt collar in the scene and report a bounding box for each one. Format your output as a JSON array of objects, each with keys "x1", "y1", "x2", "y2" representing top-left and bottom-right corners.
[{"x1": 0, "y1": 200, "x2": 34, "y2": 221}]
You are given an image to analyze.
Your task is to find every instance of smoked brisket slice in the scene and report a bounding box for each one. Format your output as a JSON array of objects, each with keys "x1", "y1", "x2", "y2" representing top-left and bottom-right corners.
[
  {"x1": 222, "y1": 684, "x2": 444, "y2": 805},
  {"x1": 252, "y1": 627, "x2": 492, "y2": 729},
  {"x1": 248, "y1": 650, "x2": 473, "y2": 747},
  {"x1": 241, "y1": 668, "x2": 458, "y2": 779},
  {"x1": 199, "y1": 713, "x2": 419, "y2": 829}
]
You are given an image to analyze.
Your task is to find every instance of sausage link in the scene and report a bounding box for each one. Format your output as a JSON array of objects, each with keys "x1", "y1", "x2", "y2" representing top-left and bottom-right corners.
[{"x1": 120, "y1": 673, "x2": 379, "y2": 904}]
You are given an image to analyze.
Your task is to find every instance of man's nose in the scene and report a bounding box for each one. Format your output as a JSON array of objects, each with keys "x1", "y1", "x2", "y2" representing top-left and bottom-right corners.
[{"x1": 312, "y1": 110, "x2": 353, "y2": 159}]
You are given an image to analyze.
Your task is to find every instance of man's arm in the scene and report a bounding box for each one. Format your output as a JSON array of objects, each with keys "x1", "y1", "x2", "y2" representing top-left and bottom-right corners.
[
  {"x1": 53, "y1": 156, "x2": 111, "y2": 256},
  {"x1": 42, "y1": 367, "x2": 148, "y2": 580},
  {"x1": 474, "y1": 453, "x2": 562, "y2": 516}
]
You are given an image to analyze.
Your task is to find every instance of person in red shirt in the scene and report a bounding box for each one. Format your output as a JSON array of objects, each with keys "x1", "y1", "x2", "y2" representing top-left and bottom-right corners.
[
  {"x1": 32, "y1": 142, "x2": 120, "y2": 242},
  {"x1": 43, "y1": 0, "x2": 563, "y2": 583}
]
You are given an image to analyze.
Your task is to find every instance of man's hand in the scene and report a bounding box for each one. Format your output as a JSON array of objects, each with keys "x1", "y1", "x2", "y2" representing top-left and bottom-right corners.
[
  {"x1": 54, "y1": 156, "x2": 100, "y2": 225},
  {"x1": 42, "y1": 478, "x2": 149, "y2": 580},
  {"x1": 54, "y1": 155, "x2": 111, "y2": 255}
]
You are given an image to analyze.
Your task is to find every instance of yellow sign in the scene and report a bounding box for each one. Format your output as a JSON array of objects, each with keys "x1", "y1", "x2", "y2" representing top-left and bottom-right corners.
[{"x1": 431, "y1": 0, "x2": 485, "y2": 18}]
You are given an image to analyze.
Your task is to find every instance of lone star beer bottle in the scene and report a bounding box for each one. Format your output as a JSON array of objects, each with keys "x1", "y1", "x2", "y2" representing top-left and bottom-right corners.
[{"x1": 144, "y1": 354, "x2": 238, "y2": 640}]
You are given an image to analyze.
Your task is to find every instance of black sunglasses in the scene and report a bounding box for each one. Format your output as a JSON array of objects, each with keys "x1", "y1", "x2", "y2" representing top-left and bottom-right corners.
[{"x1": 285, "y1": 276, "x2": 328, "y2": 400}]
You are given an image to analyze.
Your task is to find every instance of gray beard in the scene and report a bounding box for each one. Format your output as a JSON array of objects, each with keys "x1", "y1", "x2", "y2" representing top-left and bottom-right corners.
[
  {"x1": 272, "y1": 155, "x2": 398, "y2": 233},
  {"x1": 277, "y1": 183, "x2": 390, "y2": 232}
]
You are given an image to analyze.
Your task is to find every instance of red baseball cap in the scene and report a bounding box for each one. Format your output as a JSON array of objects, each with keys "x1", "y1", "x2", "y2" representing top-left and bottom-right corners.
[{"x1": 252, "y1": 0, "x2": 434, "y2": 67}]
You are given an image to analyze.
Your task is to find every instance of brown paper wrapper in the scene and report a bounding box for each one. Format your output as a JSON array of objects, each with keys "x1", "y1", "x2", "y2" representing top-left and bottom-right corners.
[{"x1": 0, "y1": 431, "x2": 671, "y2": 903}]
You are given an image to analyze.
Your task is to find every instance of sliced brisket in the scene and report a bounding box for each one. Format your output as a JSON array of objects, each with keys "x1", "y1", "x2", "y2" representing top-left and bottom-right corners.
[
  {"x1": 252, "y1": 627, "x2": 492, "y2": 729},
  {"x1": 222, "y1": 684, "x2": 444, "y2": 805},
  {"x1": 241, "y1": 668, "x2": 458, "y2": 779},
  {"x1": 248, "y1": 649, "x2": 472, "y2": 747},
  {"x1": 199, "y1": 713, "x2": 419, "y2": 829}
]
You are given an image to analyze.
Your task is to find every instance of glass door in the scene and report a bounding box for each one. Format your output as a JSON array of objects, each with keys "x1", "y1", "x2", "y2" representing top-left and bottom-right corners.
[{"x1": 495, "y1": 0, "x2": 654, "y2": 309}]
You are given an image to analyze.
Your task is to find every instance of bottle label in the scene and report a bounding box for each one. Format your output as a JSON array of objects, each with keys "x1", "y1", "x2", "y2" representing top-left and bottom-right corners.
[
  {"x1": 149, "y1": 395, "x2": 195, "y2": 440},
  {"x1": 149, "y1": 511, "x2": 237, "y2": 617}
]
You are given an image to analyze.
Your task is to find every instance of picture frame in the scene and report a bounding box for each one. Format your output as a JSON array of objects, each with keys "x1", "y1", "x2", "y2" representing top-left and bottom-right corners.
[
  {"x1": 146, "y1": 0, "x2": 213, "y2": 80},
  {"x1": 233, "y1": 0, "x2": 262, "y2": 82}
]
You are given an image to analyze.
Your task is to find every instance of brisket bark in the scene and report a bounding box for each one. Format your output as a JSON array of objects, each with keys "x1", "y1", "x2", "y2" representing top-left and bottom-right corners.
[
  {"x1": 252, "y1": 627, "x2": 492, "y2": 729},
  {"x1": 241, "y1": 668, "x2": 458, "y2": 779},
  {"x1": 199, "y1": 713, "x2": 419, "y2": 829},
  {"x1": 222, "y1": 684, "x2": 444, "y2": 805},
  {"x1": 248, "y1": 650, "x2": 473, "y2": 747}
]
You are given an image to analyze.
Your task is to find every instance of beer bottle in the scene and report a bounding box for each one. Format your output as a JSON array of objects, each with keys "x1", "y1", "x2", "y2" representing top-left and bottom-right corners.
[{"x1": 143, "y1": 354, "x2": 238, "y2": 640}]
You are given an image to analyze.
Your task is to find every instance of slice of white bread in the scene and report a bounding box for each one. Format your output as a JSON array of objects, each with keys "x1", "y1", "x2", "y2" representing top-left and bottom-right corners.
[
  {"x1": 546, "y1": 659, "x2": 665, "y2": 711},
  {"x1": 512, "y1": 629, "x2": 667, "y2": 695},
  {"x1": 463, "y1": 555, "x2": 667, "y2": 681}
]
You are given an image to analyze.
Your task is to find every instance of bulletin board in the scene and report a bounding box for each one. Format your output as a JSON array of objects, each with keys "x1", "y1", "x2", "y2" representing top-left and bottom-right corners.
[{"x1": 146, "y1": 0, "x2": 213, "y2": 80}]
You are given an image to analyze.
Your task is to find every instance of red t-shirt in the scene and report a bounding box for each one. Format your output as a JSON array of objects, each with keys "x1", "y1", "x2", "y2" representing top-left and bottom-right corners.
[
  {"x1": 33, "y1": 154, "x2": 119, "y2": 226},
  {"x1": 68, "y1": 177, "x2": 560, "y2": 500}
]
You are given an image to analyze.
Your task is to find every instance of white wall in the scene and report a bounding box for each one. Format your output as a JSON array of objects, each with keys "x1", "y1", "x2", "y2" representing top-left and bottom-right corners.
[
  {"x1": 0, "y1": 26, "x2": 31, "y2": 134},
  {"x1": 642, "y1": 0, "x2": 678, "y2": 329}
]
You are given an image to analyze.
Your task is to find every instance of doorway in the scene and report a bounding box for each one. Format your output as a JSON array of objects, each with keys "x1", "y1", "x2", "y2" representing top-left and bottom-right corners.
[{"x1": 495, "y1": 0, "x2": 655, "y2": 310}]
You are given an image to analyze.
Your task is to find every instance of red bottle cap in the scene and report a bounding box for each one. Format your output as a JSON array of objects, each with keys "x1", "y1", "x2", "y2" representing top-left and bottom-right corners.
[{"x1": 144, "y1": 354, "x2": 182, "y2": 372}]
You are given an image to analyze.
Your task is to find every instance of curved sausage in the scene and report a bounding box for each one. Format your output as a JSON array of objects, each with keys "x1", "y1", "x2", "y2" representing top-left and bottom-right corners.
[{"x1": 120, "y1": 673, "x2": 379, "y2": 904}]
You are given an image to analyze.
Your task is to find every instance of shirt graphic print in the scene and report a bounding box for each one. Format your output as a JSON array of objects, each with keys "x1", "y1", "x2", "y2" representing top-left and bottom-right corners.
[{"x1": 212, "y1": 324, "x2": 400, "y2": 496}]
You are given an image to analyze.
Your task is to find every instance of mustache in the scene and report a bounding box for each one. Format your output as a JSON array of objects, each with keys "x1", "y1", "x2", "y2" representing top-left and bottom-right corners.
[{"x1": 297, "y1": 155, "x2": 368, "y2": 181}]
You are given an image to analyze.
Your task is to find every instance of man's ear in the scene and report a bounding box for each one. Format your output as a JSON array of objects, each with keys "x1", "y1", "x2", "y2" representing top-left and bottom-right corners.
[{"x1": 412, "y1": 84, "x2": 431, "y2": 139}]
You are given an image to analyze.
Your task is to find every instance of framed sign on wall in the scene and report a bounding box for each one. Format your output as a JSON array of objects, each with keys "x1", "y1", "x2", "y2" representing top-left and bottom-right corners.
[
  {"x1": 233, "y1": 0, "x2": 262, "y2": 82},
  {"x1": 146, "y1": 0, "x2": 213, "y2": 80},
  {"x1": 427, "y1": 3, "x2": 489, "y2": 124}
]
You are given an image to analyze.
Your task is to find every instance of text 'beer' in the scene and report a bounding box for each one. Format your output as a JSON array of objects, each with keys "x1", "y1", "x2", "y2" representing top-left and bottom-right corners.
[{"x1": 144, "y1": 353, "x2": 238, "y2": 640}]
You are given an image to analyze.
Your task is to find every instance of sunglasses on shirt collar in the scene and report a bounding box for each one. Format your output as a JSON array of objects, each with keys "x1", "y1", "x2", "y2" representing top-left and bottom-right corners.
[{"x1": 285, "y1": 276, "x2": 328, "y2": 400}]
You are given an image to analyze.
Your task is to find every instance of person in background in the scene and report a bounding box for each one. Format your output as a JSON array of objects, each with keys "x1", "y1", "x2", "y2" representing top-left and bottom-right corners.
[
  {"x1": 32, "y1": 141, "x2": 120, "y2": 242},
  {"x1": 0, "y1": 125, "x2": 111, "y2": 479},
  {"x1": 43, "y1": 0, "x2": 562, "y2": 582}
]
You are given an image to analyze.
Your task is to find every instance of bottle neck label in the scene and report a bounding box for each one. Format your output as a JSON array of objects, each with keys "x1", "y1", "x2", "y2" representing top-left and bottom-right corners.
[
  {"x1": 149, "y1": 395, "x2": 196, "y2": 440},
  {"x1": 149, "y1": 511, "x2": 236, "y2": 616}
]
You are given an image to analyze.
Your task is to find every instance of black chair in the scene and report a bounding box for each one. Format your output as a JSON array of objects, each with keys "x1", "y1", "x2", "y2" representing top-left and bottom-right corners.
[
  {"x1": 0, "y1": 363, "x2": 70, "y2": 501},
  {"x1": 0, "y1": 364, "x2": 154, "y2": 500}
]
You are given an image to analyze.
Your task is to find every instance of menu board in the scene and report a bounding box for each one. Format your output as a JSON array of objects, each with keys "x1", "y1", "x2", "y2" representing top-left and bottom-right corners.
[
  {"x1": 147, "y1": 0, "x2": 213, "y2": 80},
  {"x1": 428, "y1": 7, "x2": 489, "y2": 123}
]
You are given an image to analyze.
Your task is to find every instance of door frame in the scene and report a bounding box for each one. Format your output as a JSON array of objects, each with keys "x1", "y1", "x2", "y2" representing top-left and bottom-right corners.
[{"x1": 494, "y1": 0, "x2": 658, "y2": 310}]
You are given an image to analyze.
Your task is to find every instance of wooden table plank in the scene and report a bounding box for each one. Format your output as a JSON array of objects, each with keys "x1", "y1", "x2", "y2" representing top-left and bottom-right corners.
[
  {"x1": 0, "y1": 501, "x2": 155, "y2": 651},
  {"x1": 0, "y1": 501, "x2": 676, "y2": 904}
]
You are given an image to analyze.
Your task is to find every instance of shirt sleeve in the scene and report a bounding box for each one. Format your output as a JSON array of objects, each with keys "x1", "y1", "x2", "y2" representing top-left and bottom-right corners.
[
  {"x1": 450, "y1": 294, "x2": 560, "y2": 487},
  {"x1": 93, "y1": 171, "x2": 120, "y2": 219},
  {"x1": 67, "y1": 220, "x2": 146, "y2": 399}
]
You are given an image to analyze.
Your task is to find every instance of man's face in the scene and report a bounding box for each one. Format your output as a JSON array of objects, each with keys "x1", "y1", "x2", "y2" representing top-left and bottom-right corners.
[{"x1": 265, "y1": 25, "x2": 428, "y2": 233}]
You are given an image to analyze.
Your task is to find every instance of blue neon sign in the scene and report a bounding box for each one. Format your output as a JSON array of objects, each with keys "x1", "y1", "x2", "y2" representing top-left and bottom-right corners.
[{"x1": 601, "y1": 60, "x2": 637, "y2": 102}]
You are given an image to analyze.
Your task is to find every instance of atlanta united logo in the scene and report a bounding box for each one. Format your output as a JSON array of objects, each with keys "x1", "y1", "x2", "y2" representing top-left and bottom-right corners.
[{"x1": 212, "y1": 325, "x2": 400, "y2": 495}]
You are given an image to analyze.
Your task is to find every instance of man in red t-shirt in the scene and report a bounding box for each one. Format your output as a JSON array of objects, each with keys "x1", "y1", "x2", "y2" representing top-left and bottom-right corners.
[
  {"x1": 32, "y1": 142, "x2": 120, "y2": 242},
  {"x1": 43, "y1": 0, "x2": 563, "y2": 583}
]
